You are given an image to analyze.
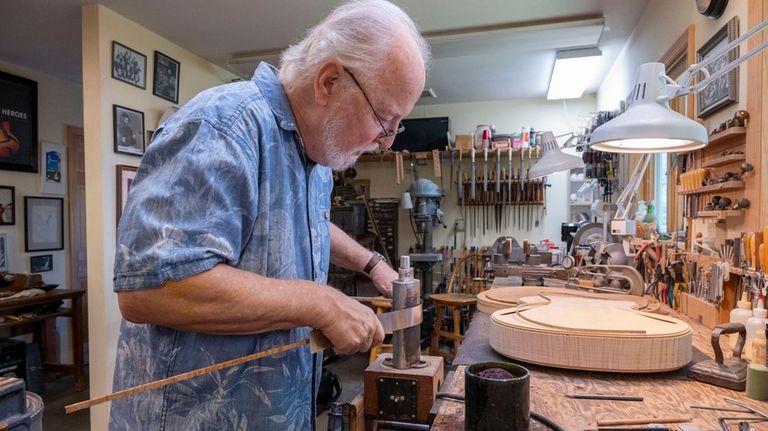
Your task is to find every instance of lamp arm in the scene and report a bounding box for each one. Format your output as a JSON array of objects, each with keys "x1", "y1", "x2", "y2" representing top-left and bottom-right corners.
[
  {"x1": 614, "y1": 153, "x2": 652, "y2": 220},
  {"x1": 673, "y1": 19, "x2": 768, "y2": 97}
]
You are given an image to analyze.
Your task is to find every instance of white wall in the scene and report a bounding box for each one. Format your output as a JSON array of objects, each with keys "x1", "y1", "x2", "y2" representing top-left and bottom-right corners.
[
  {"x1": 81, "y1": 5, "x2": 238, "y2": 429},
  {"x1": 356, "y1": 96, "x2": 596, "y2": 261},
  {"x1": 598, "y1": 0, "x2": 749, "y2": 130},
  {"x1": 0, "y1": 59, "x2": 83, "y2": 361}
]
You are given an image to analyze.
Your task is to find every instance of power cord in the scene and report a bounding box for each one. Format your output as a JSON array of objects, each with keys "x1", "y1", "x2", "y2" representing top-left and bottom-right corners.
[{"x1": 435, "y1": 392, "x2": 565, "y2": 431}]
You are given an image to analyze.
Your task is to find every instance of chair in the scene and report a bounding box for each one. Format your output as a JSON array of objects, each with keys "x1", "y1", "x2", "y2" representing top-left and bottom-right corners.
[{"x1": 429, "y1": 253, "x2": 488, "y2": 359}]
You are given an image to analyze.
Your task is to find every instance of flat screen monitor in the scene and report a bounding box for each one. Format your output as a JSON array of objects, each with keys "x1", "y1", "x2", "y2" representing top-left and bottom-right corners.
[{"x1": 391, "y1": 117, "x2": 449, "y2": 152}]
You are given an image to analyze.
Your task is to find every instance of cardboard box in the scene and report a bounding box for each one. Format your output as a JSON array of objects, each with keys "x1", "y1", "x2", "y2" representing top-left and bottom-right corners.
[{"x1": 455, "y1": 135, "x2": 473, "y2": 150}]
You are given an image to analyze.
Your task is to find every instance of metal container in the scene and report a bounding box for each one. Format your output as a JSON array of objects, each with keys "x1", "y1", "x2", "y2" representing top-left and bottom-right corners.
[{"x1": 465, "y1": 362, "x2": 529, "y2": 431}]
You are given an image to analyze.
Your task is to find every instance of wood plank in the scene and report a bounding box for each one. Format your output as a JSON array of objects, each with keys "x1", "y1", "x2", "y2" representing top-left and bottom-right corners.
[
  {"x1": 701, "y1": 153, "x2": 747, "y2": 168},
  {"x1": 747, "y1": 0, "x2": 766, "y2": 231},
  {"x1": 677, "y1": 180, "x2": 744, "y2": 195}
]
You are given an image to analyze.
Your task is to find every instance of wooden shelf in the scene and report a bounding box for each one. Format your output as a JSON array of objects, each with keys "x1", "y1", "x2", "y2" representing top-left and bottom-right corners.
[
  {"x1": 707, "y1": 127, "x2": 746, "y2": 146},
  {"x1": 678, "y1": 180, "x2": 744, "y2": 195},
  {"x1": 695, "y1": 210, "x2": 745, "y2": 220},
  {"x1": 0, "y1": 308, "x2": 71, "y2": 330},
  {"x1": 702, "y1": 153, "x2": 746, "y2": 168},
  {"x1": 356, "y1": 147, "x2": 540, "y2": 163}
]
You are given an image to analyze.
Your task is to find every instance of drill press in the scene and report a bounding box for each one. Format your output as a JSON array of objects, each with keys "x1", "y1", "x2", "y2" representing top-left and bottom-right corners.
[{"x1": 364, "y1": 256, "x2": 444, "y2": 425}]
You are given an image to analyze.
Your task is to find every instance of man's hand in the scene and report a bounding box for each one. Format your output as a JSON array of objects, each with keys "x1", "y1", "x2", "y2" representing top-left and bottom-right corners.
[
  {"x1": 317, "y1": 288, "x2": 385, "y2": 355},
  {"x1": 369, "y1": 263, "x2": 398, "y2": 298}
]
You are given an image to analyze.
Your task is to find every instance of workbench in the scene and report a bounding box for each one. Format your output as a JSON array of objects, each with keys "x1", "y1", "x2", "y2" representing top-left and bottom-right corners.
[
  {"x1": 0, "y1": 289, "x2": 86, "y2": 391},
  {"x1": 430, "y1": 308, "x2": 767, "y2": 430}
]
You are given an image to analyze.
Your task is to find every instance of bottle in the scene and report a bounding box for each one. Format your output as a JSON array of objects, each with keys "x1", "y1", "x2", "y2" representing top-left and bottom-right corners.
[
  {"x1": 752, "y1": 324, "x2": 767, "y2": 366},
  {"x1": 746, "y1": 293, "x2": 768, "y2": 360},
  {"x1": 643, "y1": 201, "x2": 657, "y2": 224},
  {"x1": 730, "y1": 292, "x2": 754, "y2": 349}
]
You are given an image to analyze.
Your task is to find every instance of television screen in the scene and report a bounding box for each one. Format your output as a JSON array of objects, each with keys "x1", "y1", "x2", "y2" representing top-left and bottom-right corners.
[{"x1": 391, "y1": 117, "x2": 449, "y2": 152}]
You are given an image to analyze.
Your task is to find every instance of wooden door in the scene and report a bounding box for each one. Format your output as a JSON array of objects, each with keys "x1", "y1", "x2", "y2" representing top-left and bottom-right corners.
[{"x1": 66, "y1": 125, "x2": 88, "y2": 342}]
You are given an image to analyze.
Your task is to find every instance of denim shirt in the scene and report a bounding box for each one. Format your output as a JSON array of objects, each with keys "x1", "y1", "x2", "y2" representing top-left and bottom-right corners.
[{"x1": 109, "y1": 63, "x2": 332, "y2": 431}]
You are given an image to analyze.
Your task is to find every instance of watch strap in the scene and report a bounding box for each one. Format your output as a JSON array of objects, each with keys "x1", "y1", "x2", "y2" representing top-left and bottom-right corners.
[{"x1": 363, "y1": 252, "x2": 384, "y2": 276}]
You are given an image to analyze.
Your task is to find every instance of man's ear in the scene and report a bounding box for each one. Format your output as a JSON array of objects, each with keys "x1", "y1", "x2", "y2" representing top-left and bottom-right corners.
[{"x1": 313, "y1": 61, "x2": 343, "y2": 107}]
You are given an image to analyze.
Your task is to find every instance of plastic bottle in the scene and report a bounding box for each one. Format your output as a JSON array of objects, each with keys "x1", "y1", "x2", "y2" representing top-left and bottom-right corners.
[
  {"x1": 746, "y1": 294, "x2": 768, "y2": 361},
  {"x1": 730, "y1": 292, "x2": 754, "y2": 349},
  {"x1": 752, "y1": 324, "x2": 767, "y2": 366},
  {"x1": 643, "y1": 201, "x2": 657, "y2": 223},
  {"x1": 635, "y1": 201, "x2": 647, "y2": 221}
]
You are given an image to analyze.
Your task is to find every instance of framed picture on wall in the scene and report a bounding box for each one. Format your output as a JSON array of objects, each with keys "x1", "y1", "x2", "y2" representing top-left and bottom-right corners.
[
  {"x1": 0, "y1": 185, "x2": 14, "y2": 226},
  {"x1": 153, "y1": 51, "x2": 180, "y2": 104},
  {"x1": 112, "y1": 41, "x2": 147, "y2": 89},
  {"x1": 24, "y1": 196, "x2": 64, "y2": 252},
  {"x1": 0, "y1": 70, "x2": 38, "y2": 173},
  {"x1": 40, "y1": 142, "x2": 66, "y2": 195},
  {"x1": 697, "y1": 16, "x2": 739, "y2": 119},
  {"x1": 0, "y1": 233, "x2": 8, "y2": 272},
  {"x1": 116, "y1": 164, "x2": 138, "y2": 223},
  {"x1": 30, "y1": 254, "x2": 53, "y2": 273},
  {"x1": 113, "y1": 105, "x2": 145, "y2": 156}
]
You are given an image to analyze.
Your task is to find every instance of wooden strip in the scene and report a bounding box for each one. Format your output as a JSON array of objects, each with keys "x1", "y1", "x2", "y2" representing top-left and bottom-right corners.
[
  {"x1": 596, "y1": 417, "x2": 691, "y2": 426},
  {"x1": 747, "y1": 0, "x2": 766, "y2": 231},
  {"x1": 65, "y1": 338, "x2": 310, "y2": 414}
]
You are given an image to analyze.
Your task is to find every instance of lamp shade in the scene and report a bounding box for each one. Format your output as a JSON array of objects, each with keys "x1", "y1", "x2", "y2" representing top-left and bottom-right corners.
[
  {"x1": 529, "y1": 131, "x2": 584, "y2": 179},
  {"x1": 589, "y1": 63, "x2": 707, "y2": 153}
]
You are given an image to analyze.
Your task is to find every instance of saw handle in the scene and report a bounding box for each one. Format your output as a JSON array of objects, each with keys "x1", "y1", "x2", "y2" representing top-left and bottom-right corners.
[{"x1": 711, "y1": 322, "x2": 746, "y2": 364}]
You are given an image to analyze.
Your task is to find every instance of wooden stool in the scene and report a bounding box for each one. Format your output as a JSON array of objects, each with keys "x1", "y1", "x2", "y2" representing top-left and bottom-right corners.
[
  {"x1": 369, "y1": 297, "x2": 393, "y2": 364},
  {"x1": 429, "y1": 253, "x2": 487, "y2": 360}
]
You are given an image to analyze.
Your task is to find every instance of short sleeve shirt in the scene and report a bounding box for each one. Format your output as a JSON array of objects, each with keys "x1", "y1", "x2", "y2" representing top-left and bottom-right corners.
[{"x1": 109, "y1": 63, "x2": 332, "y2": 430}]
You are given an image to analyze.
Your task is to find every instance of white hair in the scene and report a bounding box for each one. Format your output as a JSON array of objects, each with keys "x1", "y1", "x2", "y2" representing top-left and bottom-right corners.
[{"x1": 279, "y1": 0, "x2": 431, "y2": 91}]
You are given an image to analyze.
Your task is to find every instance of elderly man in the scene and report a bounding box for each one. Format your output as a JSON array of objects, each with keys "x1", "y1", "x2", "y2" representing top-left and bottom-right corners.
[{"x1": 109, "y1": 0, "x2": 430, "y2": 429}]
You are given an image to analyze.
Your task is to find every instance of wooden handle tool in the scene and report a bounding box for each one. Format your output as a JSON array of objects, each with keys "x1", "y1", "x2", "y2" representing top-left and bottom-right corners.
[{"x1": 65, "y1": 334, "x2": 329, "y2": 414}]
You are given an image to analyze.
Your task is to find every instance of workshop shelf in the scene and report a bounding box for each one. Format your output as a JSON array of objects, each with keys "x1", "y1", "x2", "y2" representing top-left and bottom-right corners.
[
  {"x1": 695, "y1": 209, "x2": 745, "y2": 220},
  {"x1": 706, "y1": 126, "x2": 746, "y2": 147},
  {"x1": 677, "y1": 180, "x2": 745, "y2": 195},
  {"x1": 702, "y1": 153, "x2": 746, "y2": 168}
]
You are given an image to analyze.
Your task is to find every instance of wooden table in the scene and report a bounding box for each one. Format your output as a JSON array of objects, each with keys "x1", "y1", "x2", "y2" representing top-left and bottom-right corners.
[
  {"x1": 430, "y1": 309, "x2": 768, "y2": 430},
  {"x1": 0, "y1": 289, "x2": 86, "y2": 391}
]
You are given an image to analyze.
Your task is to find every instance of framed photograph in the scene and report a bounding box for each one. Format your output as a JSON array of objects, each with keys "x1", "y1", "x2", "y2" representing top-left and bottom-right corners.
[
  {"x1": 116, "y1": 164, "x2": 138, "y2": 223},
  {"x1": 30, "y1": 254, "x2": 52, "y2": 273},
  {"x1": 153, "y1": 51, "x2": 180, "y2": 103},
  {"x1": 146, "y1": 130, "x2": 155, "y2": 147},
  {"x1": 112, "y1": 41, "x2": 146, "y2": 89},
  {"x1": 40, "y1": 142, "x2": 66, "y2": 195},
  {"x1": 0, "y1": 233, "x2": 8, "y2": 272},
  {"x1": 113, "y1": 105, "x2": 145, "y2": 156},
  {"x1": 24, "y1": 196, "x2": 64, "y2": 252},
  {"x1": 0, "y1": 70, "x2": 38, "y2": 173},
  {"x1": 697, "y1": 17, "x2": 739, "y2": 118},
  {"x1": 0, "y1": 186, "x2": 14, "y2": 225}
]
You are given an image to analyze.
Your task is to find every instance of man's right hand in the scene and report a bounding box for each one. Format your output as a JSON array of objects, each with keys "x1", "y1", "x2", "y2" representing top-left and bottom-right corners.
[{"x1": 317, "y1": 288, "x2": 384, "y2": 355}]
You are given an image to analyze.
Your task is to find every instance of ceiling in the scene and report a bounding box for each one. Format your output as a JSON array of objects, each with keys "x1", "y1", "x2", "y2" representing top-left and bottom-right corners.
[{"x1": 0, "y1": 0, "x2": 649, "y2": 105}]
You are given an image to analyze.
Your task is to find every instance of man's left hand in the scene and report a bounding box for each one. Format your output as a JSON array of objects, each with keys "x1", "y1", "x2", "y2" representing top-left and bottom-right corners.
[{"x1": 369, "y1": 263, "x2": 397, "y2": 298}]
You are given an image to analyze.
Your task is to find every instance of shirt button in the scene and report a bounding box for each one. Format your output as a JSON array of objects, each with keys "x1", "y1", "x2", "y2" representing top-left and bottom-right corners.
[{"x1": 324, "y1": 211, "x2": 330, "y2": 220}]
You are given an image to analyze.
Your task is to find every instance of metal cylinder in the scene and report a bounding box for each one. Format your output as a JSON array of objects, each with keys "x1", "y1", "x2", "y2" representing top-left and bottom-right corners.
[{"x1": 392, "y1": 256, "x2": 421, "y2": 369}]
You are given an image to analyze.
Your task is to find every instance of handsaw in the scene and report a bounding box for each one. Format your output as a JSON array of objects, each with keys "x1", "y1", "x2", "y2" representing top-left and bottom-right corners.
[{"x1": 66, "y1": 304, "x2": 422, "y2": 414}]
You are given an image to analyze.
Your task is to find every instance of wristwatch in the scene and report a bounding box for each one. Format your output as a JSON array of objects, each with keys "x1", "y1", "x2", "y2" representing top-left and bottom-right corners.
[{"x1": 363, "y1": 251, "x2": 385, "y2": 277}]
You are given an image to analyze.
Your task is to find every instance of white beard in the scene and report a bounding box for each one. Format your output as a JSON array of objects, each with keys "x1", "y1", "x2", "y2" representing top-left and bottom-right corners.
[{"x1": 321, "y1": 107, "x2": 379, "y2": 171}]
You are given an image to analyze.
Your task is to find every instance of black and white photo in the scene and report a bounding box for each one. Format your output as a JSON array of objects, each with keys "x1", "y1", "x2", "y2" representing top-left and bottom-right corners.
[
  {"x1": 697, "y1": 17, "x2": 739, "y2": 118},
  {"x1": 113, "y1": 105, "x2": 145, "y2": 156},
  {"x1": 0, "y1": 185, "x2": 14, "y2": 225},
  {"x1": 24, "y1": 196, "x2": 64, "y2": 252},
  {"x1": 112, "y1": 41, "x2": 147, "y2": 89},
  {"x1": 30, "y1": 254, "x2": 53, "y2": 273},
  {"x1": 153, "y1": 51, "x2": 180, "y2": 103}
]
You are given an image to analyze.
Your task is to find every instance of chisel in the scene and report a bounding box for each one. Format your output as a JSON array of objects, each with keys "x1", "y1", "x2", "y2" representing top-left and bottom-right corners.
[
  {"x1": 483, "y1": 148, "x2": 488, "y2": 192},
  {"x1": 507, "y1": 148, "x2": 512, "y2": 229},
  {"x1": 495, "y1": 148, "x2": 501, "y2": 233}
]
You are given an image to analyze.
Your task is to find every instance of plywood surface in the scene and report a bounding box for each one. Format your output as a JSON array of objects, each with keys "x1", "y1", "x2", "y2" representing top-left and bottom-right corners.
[{"x1": 477, "y1": 286, "x2": 659, "y2": 314}]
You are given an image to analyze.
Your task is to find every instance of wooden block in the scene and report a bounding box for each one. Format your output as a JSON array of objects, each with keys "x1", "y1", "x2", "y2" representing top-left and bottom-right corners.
[
  {"x1": 343, "y1": 392, "x2": 365, "y2": 431},
  {"x1": 364, "y1": 354, "x2": 444, "y2": 424},
  {"x1": 681, "y1": 292, "x2": 721, "y2": 329},
  {"x1": 455, "y1": 135, "x2": 473, "y2": 150}
]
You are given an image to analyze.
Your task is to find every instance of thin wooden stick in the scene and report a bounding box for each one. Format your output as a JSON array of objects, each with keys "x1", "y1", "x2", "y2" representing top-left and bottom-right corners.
[
  {"x1": 65, "y1": 338, "x2": 310, "y2": 414},
  {"x1": 596, "y1": 417, "x2": 692, "y2": 426}
]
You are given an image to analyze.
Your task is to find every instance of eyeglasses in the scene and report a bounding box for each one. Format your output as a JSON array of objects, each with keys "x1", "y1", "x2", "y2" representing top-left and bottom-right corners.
[{"x1": 343, "y1": 67, "x2": 405, "y2": 138}]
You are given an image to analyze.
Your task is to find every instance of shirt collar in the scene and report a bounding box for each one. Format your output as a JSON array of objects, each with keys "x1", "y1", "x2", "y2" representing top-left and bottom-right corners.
[{"x1": 252, "y1": 62, "x2": 298, "y2": 132}]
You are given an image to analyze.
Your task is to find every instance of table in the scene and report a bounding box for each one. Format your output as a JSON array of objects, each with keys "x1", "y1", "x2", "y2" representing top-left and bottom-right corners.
[
  {"x1": 431, "y1": 309, "x2": 768, "y2": 430},
  {"x1": 0, "y1": 289, "x2": 86, "y2": 391}
]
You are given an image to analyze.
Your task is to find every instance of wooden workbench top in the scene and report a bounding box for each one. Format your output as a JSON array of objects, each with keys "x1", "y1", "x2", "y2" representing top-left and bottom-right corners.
[{"x1": 430, "y1": 310, "x2": 768, "y2": 430}]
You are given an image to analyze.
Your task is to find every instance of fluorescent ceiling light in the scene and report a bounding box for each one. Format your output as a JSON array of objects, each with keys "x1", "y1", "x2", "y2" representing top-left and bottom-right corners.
[
  {"x1": 529, "y1": 131, "x2": 584, "y2": 179},
  {"x1": 590, "y1": 63, "x2": 707, "y2": 153},
  {"x1": 547, "y1": 47, "x2": 602, "y2": 100}
]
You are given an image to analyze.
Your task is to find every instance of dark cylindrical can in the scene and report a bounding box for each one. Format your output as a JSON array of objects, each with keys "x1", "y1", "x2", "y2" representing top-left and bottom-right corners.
[{"x1": 465, "y1": 362, "x2": 530, "y2": 431}]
